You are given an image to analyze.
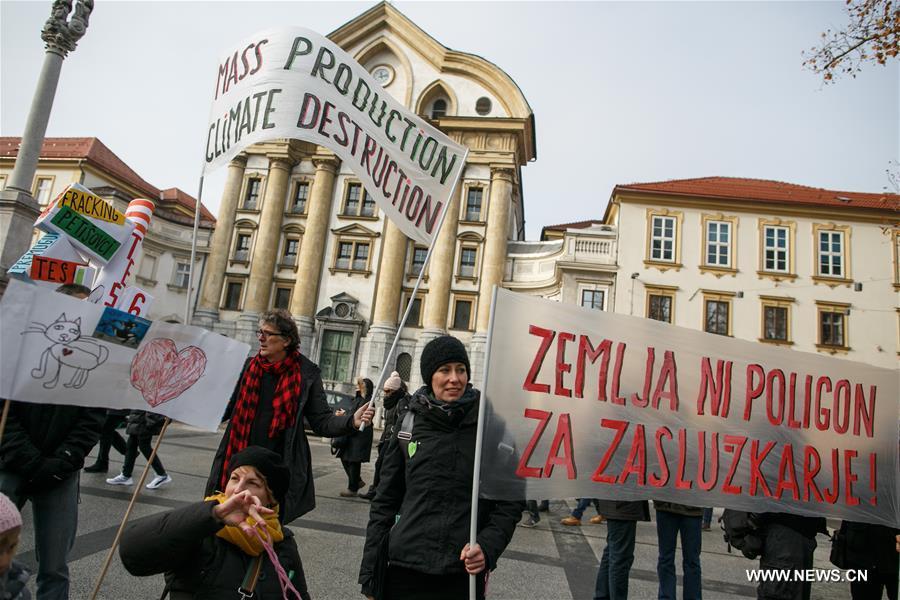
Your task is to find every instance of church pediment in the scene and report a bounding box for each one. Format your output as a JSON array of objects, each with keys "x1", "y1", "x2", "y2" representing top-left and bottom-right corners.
[{"x1": 331, "y1": 223, "x2": 380, "y2": 238}]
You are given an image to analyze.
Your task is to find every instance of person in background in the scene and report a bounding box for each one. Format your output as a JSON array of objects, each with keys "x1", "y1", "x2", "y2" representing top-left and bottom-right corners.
[
  {"x1": 833, "y1": 520, "x2": 898, "y2": 600},
  {"x1": 653, "y1": 501, "x2": 702, "y2": 600},
  {"x1": 756, "y1": 512, "x2": 826, "y2": 600},
  {"x1": 120, "y1": 446, "x2": 308, "y2": 600},
  {"x1": 205, "y1": 309, "x2": 374, "y2": 525},
  {"x1": 593, "y1": 499, "x2": 650, "y2": 600},
  {"x1": 0, "y1": 283, "x2": 105, "y2": 600},
  {"x1": 0, "y1": 493, "x2": 30, "y2": 600},
  {"x1": 359, "y1": 372, "x2": 408, "y2": 501},
  {"x1": 359, "y1": 336, "x2": 522, "y2": 600},
  {"x1": 561, "y1": 498, "x2": 605, "y2": 526},
  {"x1": 105, "y1": 410, "x2": 172, "y2": 489},
  {"x1": 520, "y1": 500, "x2": 550, "y2": 528},
  {"x1": 701, "y1": 507, "x2": 713, "y2": 531},
  {"x1": 335, "y1": 377, "x2": 374, "y2": 497},
  {"x1": 83, "y1": 409, "x2": 129, "y2": 473}
]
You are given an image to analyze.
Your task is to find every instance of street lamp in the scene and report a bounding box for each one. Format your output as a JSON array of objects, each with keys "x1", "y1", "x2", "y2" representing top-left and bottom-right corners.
[{"x1": 0, "y1": 0, "x2": 94, "y2": 293}]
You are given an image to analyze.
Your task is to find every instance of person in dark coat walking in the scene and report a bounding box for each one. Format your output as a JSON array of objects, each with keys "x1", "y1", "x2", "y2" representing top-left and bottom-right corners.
[
  {"x1": 359, "y1": 372, "x2": 408, "y2": 501},
  {"x1": 83, "y1": 409, "x2": 129, "y2": 473},
  {"x1": 106, "y1": 410, "x2": 171, "y2": 489},
  {"x1": 205, "y1": 309, "x2": 374, "y2": 525},
  {"x1": 834, "y1": 520, "x2": 899, "y2": 600},
  {"x1": 0, "y1": 283, "x2": 104, "y2": 600},
  {"x1": 593, "y1": 499, "x2": 651, "y2": 600},
  {"x1": 121, "y1": 446, "x2": 307, "y2": 600},
  {"x1": 358, "y1": 336, "x2": 523, "y2": 600},
  {"x1": 756, "y1": 512, "x2": 826, "y2": 600},
  {"x1": 336, "y1": 377, "x2": 374, "y2": 497}
]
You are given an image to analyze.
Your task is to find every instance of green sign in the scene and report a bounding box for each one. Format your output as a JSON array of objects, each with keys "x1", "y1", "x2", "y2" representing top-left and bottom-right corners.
[{"x1": 50, "y1": 205, "x2": 120, "y2": 261}]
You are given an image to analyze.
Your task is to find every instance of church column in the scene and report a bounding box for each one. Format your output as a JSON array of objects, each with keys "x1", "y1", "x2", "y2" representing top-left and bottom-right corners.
[
  {"x1": 367, "y1": 219, "x2": 407, "y2": 382},
  {"x1": 470, "y1": 167, "x2": 514, "y2": 385},
  {"x1": 242, "y1": 157, "x2": 292, "y2": 316},
  {"x1": 290, "y1": 155, "x2": 338, "y2": 352},
  {"x1": 195, "y1": 155, "x2": 246, "y2": 325}
]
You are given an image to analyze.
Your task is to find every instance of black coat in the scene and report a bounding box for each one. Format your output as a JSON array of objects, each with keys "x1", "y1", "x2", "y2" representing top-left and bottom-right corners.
[
  {"x1": 337, "y1": 392, "x2": 374, "y2": 463},
  {"x1": 837, "y1": 521, "x2": 900, "y2": 574},
  {"x1": 119, "y1": 500, "x2": 304, "y2": 600},
  {"x1": 595, "y1": 499, "x2": 651, "y2": 521},
  {"x1": 358, "y1": 387, "x2": 523, "y2": 596},
  {"x1": 205, "y1": 354, "x2": 355, "y2": 523},
  {"x1": 0, "y1": 401, "x2": 104, "y2": 476},
  {"x1": 124, "y1": 410, "x2": 165, "y2": 437},
  {"x1": 377, "y1": 387, "x2": 409, "y2": 444}
]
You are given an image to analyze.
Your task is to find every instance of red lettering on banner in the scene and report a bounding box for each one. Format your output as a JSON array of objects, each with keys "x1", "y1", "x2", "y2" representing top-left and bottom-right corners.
[
  {"x1": 775, "y1": 443, "x2": 800, "y2": 501},
  {"x1": 515, "y1": 408, "x2": 551, "y2": 478},
  {"x1": 697, "y1": 431, "x2": 719, "y2": 491},
  {"x1": 592, "y1": 419, "x2": 628, "y2": 484},
  {"x1": 674, "y1": 429, "x2": 692, "y2": 490},
  {"x1": 555, "y1": 332, "x2": 575, "y2": 398},
  {"x1": 632, "y1": 347, "x2": 654, "y2": 408},
  {"x1": 833, "y1": 380, "x2": 851, "y2": 434},
  {"x1": 822, "y1": 448, "x2": 840, "y2": 504},
  {"x1": 107, "y1": 281, "x2": 123, "y2": 308},
  {"x1": 696, "y1": 358, "x2": 732, "y2": 417},
  {"x1": 815, "y1": 376, "x2": 832, "y2": 431},
  {"x1": 649, "y1": 426, "x2": 672, "y2": 487},
  {"x1": 618, "y1": 424, "x2": 647, "y2": 485},
  {"x1": 610, "y1": 343, "x2": 627, "y2": 405},
  {"x1": 743, "y1": 364, "x2": 765, "y2": 420},
  {"x1": 523, "y1": 325, "x2": 553, "y2": 393},
  {"x1": 765, "y1": 369, "x2": 786, "y2": 427},
  {"x1": 128, "y1": 293, "x2": 147, "y2": 315},
  {"x1": 854, "y1": 385, "x2": 875, "y2": 438},
  {"x1": 844, "y1": 449, "x2": 859, "y2": 506},
  {"x1": 651, "y1": 350, "x2": 679, "y2": 411},
  {"x1": 575, "y1": 336, "x2": 612, "y2": 400},
  {"x1": 802, "y1": 445, "x2": 823, "y2": 503},
  {"x1": 869, "y1": 452, "x2": 877, "y2": 506},
  {"x1": 722, "y1": 434, "x2": 747, "y2": 495},
  {"x1": 749, "y1": 439, "x2": 775, "y2": 497},
  {"x1": 543, "y1": 413, "x2": 576, "y2": 479}
]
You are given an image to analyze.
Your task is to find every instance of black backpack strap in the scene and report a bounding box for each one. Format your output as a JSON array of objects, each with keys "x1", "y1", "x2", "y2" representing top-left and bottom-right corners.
[{"x1": 396, "y1": 409, "x2": 415, "y2": 441}]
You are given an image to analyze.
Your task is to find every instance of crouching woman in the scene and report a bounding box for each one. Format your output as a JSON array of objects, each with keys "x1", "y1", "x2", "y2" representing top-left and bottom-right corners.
[{"x1": 120, "y1": 446, "x2": 309, "y2": 600}]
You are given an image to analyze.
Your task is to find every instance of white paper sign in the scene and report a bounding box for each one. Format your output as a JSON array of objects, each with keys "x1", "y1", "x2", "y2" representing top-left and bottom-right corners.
[
  {"x1": 203, "y1": 27, "x2": 468, "y2": 245},
  {"x1": 480, "y1": 289, "x2": 900, "y2": 527},
  {"x1": 0, "y1": 280, "x2": 249, "y2": 431}
]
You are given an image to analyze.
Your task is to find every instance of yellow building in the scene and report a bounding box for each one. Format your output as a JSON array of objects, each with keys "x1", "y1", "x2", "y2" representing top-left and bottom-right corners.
[{"x1": 194, "y1": 3, "x2": 536, "y2": 389}]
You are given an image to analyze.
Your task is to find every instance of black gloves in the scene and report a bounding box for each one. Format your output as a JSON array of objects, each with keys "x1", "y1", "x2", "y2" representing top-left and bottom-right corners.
[{"x1": 19, "y1": 457, "x2": 74, "y2": 495}]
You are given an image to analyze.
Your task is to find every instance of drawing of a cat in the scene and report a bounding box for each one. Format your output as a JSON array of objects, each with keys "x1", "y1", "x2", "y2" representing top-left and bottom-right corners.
[{"x1": 26, "y1": 313, "x2": 110, "y2": 389}]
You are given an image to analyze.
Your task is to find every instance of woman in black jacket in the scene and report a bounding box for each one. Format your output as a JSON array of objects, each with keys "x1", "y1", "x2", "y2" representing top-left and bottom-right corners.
[
  {"x1": 358, "y1": 336, "x2": 522, "y2": 600},
  {"x1": 336, "y1": 377, "x2": 374, "y2": 497},
  {"x1": 121, "y1": 446, "x2": 307, "y2": 600},
  {"x1": 106, "y1": 410, "x2": 171, "y2": 489},
  {"x1": 205, "y1": 309, "x2": 374, "y2": 524}
]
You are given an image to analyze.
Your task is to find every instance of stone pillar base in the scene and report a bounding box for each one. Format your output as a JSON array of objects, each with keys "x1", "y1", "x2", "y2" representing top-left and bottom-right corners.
[
  {"x1": 192, "y1": 307, "x2": 219, "y2": 328},
  {"x1": 468, "y1": 332, "x2": 488, "y2": 389},
  {"x1": 365, "y1": 324, "x2": 400, "y2": 384},
  {"x1": 0, "y1": 188, "x2": 41, "y2": 298},
  {"x1": 236, "y1": 311, "x2": 260, "y2": 348},
  {"x1": 295, "y1": 315, "x2": 316, "y2": 357}
]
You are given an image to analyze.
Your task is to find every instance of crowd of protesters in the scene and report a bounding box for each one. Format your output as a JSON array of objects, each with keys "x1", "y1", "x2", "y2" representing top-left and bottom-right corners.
[{"x1": 0, "y1": 297, "x2": 896, "y2": 600}]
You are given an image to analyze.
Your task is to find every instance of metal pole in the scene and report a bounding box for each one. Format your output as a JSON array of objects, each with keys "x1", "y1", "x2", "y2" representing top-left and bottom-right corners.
[
  {"x1": 469, "y1": 285, "x2": 499, "y2": 600},
  {"x1": 184, "y1": 176, "x2": 204, "y2": 324}
]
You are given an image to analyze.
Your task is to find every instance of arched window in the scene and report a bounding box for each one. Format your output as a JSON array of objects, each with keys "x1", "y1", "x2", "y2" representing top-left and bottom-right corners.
[
  {"x1": 396, "y1": 353, "x2": 412, "y2": 383},
  {"x1": 431, "y1": 99, "x2": 447, "y2": 119}
]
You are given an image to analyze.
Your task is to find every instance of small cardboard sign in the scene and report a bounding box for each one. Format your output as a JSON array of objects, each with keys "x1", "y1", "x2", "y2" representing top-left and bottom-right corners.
[
  {"x1": 35, "y1": 183, "x2": 134, "y2": 264},
  {"x1": 7, "y1": 232, "x2": 86, "y2": 278},
  {"x1": 115, "y1": 286, "x2": 154, "y2": 317},
  {"x1": 49, "y1": 206, "x2": 121, "y2": 261},
  {"x1": 92, "y1": 305, "x2": 151, "y2": 349},
  {"x1": 30, "y1": 255, "x2": 95, "y2": 287}
]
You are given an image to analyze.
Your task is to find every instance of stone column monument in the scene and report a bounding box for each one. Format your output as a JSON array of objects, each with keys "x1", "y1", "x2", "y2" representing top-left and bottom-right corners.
[{"x1": 0, "y1": 0, "x2": 94, "y2": 294}]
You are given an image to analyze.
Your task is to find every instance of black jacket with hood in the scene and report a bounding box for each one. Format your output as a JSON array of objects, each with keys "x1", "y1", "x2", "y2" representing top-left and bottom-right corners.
[{"x1": 358, "y1": 386, "x2": 523, "y2": 596}]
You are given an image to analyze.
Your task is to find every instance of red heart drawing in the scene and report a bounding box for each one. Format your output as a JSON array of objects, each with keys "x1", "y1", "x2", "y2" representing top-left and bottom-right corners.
[
  {"x1": 130, "y1": 338, "x2": 207, "y2": 407},
  {"x1": 62, "y1": 348, "x2": 73, "y2": 356}
]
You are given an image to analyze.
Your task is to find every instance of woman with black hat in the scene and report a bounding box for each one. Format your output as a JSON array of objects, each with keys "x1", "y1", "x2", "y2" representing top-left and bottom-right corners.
[
  {"x1": 358, "y1": 336, "x2": 523, "y2": 600},
  {"x1": 120, "y1": 446, "x2": 309, "y2": 599}
]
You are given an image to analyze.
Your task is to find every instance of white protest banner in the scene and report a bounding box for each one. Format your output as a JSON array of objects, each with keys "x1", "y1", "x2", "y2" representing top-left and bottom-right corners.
[
  {"x1": 480, "y1": 289, "x2": 900, "y2": 527},
  {"x1": 203, "y1": 27, "x2": 467, "y2": 246},
  {"x1": 0, "y1": 280, "x2": 249, "y2": 431}
]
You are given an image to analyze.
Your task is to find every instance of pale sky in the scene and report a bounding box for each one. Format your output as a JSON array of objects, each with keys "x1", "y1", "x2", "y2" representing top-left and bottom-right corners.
[{"x1": 2, "y1": 0, "x2": 897, "y2": 239}]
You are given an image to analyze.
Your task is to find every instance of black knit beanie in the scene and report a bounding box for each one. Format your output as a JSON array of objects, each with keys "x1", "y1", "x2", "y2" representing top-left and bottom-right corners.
[
  {"x1": 420, "y1": 335, "x2": 470, "y2": 386},
  {"x1": 228, "y1": 446, "x2": 290, "y2": 504}
]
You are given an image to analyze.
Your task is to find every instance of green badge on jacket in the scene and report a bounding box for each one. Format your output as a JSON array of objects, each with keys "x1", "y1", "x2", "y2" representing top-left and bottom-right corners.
[{"x1": 407, "y1": 441, "x2": 418, "y2": 458}]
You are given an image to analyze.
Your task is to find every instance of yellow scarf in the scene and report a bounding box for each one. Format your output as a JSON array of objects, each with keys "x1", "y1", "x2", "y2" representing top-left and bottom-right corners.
[{"x1": 206, "y1": 492, "x2": 284, "y2": 556}]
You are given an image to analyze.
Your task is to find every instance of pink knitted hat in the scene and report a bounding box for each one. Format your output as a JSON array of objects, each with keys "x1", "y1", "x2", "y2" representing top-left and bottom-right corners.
[
  {"x1": 383, "y1": 371, "x2": 403, "y2": 392},
  {"x1": 0, "y1": 493, "x2": 22, "y2": 533}
]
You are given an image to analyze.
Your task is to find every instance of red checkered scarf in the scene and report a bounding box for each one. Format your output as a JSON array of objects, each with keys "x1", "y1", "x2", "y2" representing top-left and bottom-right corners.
[{"x1": 220, "y1": 351, "x2": 302, "y2": 489}]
